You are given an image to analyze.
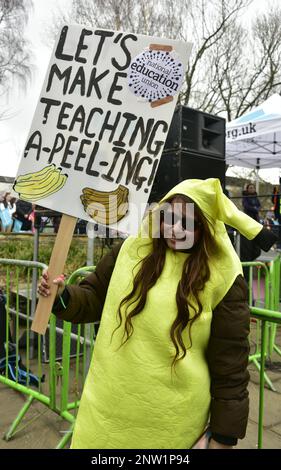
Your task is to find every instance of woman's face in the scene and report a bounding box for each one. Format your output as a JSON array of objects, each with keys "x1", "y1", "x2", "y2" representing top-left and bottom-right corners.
[
  {"x1": 247, "y1": 185, "x2": 255, "y2": 193},
  {"x1": 160, "y1": 196, "x2": 201, "y2": 251}
]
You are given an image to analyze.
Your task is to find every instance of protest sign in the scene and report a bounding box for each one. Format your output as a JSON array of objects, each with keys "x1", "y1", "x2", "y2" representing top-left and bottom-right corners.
[{"x1": 13, "y1": 24, "x2": 192, "y2": 334}]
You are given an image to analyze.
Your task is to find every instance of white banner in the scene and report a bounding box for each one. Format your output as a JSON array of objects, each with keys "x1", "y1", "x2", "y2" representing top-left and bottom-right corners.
[{"x1": 226, "y1": 116, "x2": 281, "y2": 143}]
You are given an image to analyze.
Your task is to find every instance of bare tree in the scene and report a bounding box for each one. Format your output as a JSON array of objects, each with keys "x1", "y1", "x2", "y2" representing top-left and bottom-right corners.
[
  {"x1": 47, "y1": 1, "x2": 253, "y2": 107},
  {"x1": 0, "y1": 0, "x2": 34, "y2": 106},
  {"x1": 242, "y1": 6, "x2": 281, "y2": 111},
  {"x1": 200, "y1": 20, "x2": 249, "y2": 120},
  {"x1": 48, "y1": 0, "x2": 185, "y2": 38},
  {"x1": 204, "y1": 4, "x2": 281, "y2": 120},
  {"x1": 46, "y1": 0, "x2": 281, "y2": 121},
  {"x1": 179, "y1": 0, "x2": 253, "y2": 110}
]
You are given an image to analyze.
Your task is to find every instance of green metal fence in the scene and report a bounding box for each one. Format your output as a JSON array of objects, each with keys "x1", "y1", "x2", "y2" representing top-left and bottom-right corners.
[
  {"x1": 41, "y1": 261, "x2": 281, "y2": 449},
  {"x1": 0, "y1": 257, "x2": 281, "y2": 449},
  {"x1": 55, "y1": 266, "x2": 97, "y2": 449},
  {"x1": 0, "y1": 259, "x2": 53, "y2": 440},
  {"x1": 242, "y1": 257, "x2": 281, "y2": 448},
  {"x1": 241, "y1": 261, "x2": 276, "y2": 391},
  {"x1": 0, "y1": 259, "x2": 96, "y2": 448},
  {"x1": 268, "y1": 256, "x2": 281, "y2": 359},
  {"x1": 249, "y1": 306, "x2": 281, "y2": 448}
]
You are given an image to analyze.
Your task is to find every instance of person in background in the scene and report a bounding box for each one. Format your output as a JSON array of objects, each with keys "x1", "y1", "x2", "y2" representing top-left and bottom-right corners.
[
  {"x1": 0, "y1": 192, "x2": 3, "y2": 230},
  {"x1": 271, "y1": 185, "x2": 281, "y2": 249},
  {"x1": 240, "y1": 184, "x2": 263, "y2": 279},
  {"x1": 52, "y1": 214, "x2": 61, "y2": 233},
  {"x1": 0, "y1": 192, "x2": 14, "y2": 232},
  {"x1": 38, "y1": 178, "x2": 276, "y2": 450},
  {"x1": 272, "y1": 185, "x2": 281, "y2": 223},
  {"x1": 9, "y1": 197, "x2": 17, "y2": 214},
  {"x1": 74, "y1": 219, "x2": 87, "y2": 235},
  {"x1": 28, "y1": 204, "x2": 36, "y2": 233},
  {"x1": 242, "y1": 183, "x2": 261, "y2": 222},
  {"x1": 223, "y1": 187, "x2": 235, "y2": 246},
  {"x1": 13, "y1": 199, "x2": 33, "y2": 232}
]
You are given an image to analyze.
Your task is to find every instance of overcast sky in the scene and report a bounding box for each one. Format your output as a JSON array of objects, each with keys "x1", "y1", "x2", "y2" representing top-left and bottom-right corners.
[
  {"x1": 0, "y1": 0, "x2": 279, "y2": 184},
  {"x1": 0, "y1": 0, "x2": 68, "y2": 177}
]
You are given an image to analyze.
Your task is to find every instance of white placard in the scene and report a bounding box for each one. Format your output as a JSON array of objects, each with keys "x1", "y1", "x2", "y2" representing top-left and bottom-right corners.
[{"x1": 14, "y1": 25, "x2": 192, "y2": 234}]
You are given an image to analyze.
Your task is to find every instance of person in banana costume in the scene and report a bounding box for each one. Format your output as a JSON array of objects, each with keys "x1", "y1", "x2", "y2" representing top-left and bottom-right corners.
[{"x1": 39, "y1": 178, "x2": 276, "y2": 449}]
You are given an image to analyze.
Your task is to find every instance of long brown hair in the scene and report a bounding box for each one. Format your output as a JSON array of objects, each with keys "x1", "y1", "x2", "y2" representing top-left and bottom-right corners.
[
  {"x1": 2, "y1": 192, "x2": 10, "y2": 208},
  {"x1": 113, "y1": 195, "x2": 218, "y2": 366}
]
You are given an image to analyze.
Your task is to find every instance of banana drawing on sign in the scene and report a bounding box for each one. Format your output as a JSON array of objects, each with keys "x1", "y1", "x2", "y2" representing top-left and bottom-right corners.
[
  {"x1": 13, "y1": 164, "x2": 68, "y2": 202},
  {"x1": 80, "y1": 185, "x2": 129, "y2": 225}
]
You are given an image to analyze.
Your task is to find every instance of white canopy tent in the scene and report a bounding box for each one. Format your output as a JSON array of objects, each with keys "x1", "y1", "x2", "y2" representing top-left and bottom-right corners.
[
  {"x1": 226, "y1": 94, "x2": 281, "y2": 175},
  {"x1": 226, "y1": 95, "x2": 281, "y2": 262}
]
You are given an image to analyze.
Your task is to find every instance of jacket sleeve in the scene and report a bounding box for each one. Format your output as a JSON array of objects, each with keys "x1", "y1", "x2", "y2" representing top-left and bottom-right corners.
[
  {"x1": 207, "y1": 274, "x2": 250, "y2": 442},
  {"x1": 52, "y1": 241, "x2": 124, "y2": 324}
]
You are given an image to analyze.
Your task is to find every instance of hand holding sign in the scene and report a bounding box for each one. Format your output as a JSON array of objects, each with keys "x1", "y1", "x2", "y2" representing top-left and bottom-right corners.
[
  {"x1": 38, "y1": 270, "x2": 66, "y2": 298},
  {"x1": 13, "y1": 24, "x2": 192, "y2": 334}
]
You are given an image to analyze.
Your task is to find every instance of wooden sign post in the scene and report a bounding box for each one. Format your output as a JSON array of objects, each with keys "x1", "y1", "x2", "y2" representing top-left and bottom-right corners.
[{"x1": 31, "y1": 215, "x2": 77, "y2": 334}]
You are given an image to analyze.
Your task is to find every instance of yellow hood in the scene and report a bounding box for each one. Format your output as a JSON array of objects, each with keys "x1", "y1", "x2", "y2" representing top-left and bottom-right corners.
[{"x1": 161, "y1": 178, "x2": 262, "y2": 240}]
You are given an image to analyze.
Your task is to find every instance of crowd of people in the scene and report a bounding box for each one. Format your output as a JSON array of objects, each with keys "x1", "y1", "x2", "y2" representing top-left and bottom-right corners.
[
  {"x1": 0, "y1": 192, "x2": 127, "y2": 238},
  {"x1": 1, "y1": 182, "x2": 281, "y2": 245},
  {"x1": 1, "y1": 182, "x2": 281, "y2": 239},
  {"x1": 241, "y1": 182, "x2": 281, "y2": 253},
  {"x1": 0, "y1": 192, "x2": 35, "y2": 233},
  {"x1": 241, "y1": 181, "x2": 281, "y2": 231},
  {"x1": 0, "y1": 192, "x2": 60, "y2": 234}
]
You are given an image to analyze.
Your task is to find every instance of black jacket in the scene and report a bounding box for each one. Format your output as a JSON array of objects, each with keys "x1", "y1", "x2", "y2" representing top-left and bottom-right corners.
[
  {"x1": 242, "y1": 190, "x2": 261, "y2": 221},
  {"x1": 14, "y1": 200, "x2": 32, "y2": 230}
]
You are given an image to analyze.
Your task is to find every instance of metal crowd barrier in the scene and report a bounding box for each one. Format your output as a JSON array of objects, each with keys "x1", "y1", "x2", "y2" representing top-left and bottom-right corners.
[
  {"x1": 241, "y1": 261, "x2": 276, "y2": 391},
  {"x1": 242, "y1": 256, "x2": 281, "y2": 448},
  {"x1": 0, "y1": 259, "x2": 51, "y2": 440},
  {"x1": 243, "y1": 258, "x2": 281, "y2": 372},
  {"x1": 268, "y1": 256, "x2": 281, "y2": 359},
  {"x1": 1, "y1": 257, "x2": 281, "y2": 449},
  {"x1": 250, "y1": 306, "x2": 281, "y2": 448},
  {"x1": 55, "y1": 266, "x2": 97, "y2": 449},
  {"x1": 0, "y1": 259, "x2": 96, "y2": 448}
]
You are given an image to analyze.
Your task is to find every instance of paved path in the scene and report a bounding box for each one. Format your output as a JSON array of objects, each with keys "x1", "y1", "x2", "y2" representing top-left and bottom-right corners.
[
  {"x1": 1, "y1": 355, "x2": 281, "y2": 449},
  {"x1": 1, "y1": 250, "x2": 280, "y2": 449}
]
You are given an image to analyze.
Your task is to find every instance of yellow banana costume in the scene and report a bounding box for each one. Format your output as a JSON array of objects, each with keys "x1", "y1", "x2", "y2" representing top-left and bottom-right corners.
[{"x1": 71, "y1": 178, "x2": 263, "y2": 449}]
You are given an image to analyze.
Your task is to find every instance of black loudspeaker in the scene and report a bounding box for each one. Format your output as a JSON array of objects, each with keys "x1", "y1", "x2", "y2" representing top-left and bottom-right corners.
[
  {"x1": 164, "y1": 105, "x2": 225, "y2": 157},
  {"x1": 149, "y1": 105, "x2": 225, "y2": 202},
  {"x1": 149, "y1": 150, "x2": 226, "y2": 202}
]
